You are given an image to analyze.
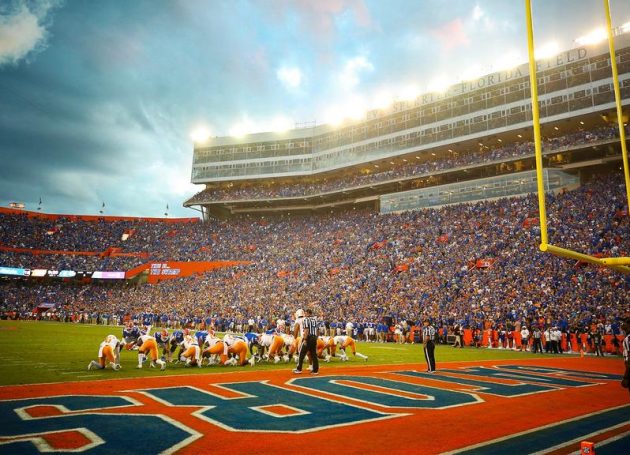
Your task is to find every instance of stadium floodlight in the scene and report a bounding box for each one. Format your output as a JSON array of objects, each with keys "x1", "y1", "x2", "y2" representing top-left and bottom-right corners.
[
  {"x1": 322, "y1": 108, "x2": 345, "y2": 127},
  {"x1": 270, "y1": 116, "x2": 293, "y2": 133},
  {"x1": 524, "y1": 0, "x2": 630, "y2": 272},
  {"x1": 346, "y1": 95, "x2": 369, "y2": 121},
  {"x1": 461, "y1": 64, "x2": 485, "y2": 82},
  {"x1": 427, "y1": 77, "x2": 451, "y2": 94},
  {"x1": 228, "y1": 122, "x2": 249, "y2": 138},
  {"x1": 535, "y1": 41, "x2": 560, "y2": 59},
  {"x1": 575, "y1": 27, "x2": 607, "y2": 46},
  {"x1": 493, "y1": 51, "x2": 523, "y2": 72},
  {"x1": 190, "y1": 127, "x2": 211, "y2": 143},
  {"x1": 399, "y1": 84, "x2": 420, "y2": 102},
  {"x1": 370, "y1": 89, "x2": 394, "y2": 110},
  {"x1": 621, "y1": 22, "x2": 630, "y2": 33}
]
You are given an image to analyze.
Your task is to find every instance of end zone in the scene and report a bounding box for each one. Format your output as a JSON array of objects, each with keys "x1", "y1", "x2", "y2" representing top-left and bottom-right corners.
[{"x1": 0, "y1": 357, "x2": 627, "y2": 454}]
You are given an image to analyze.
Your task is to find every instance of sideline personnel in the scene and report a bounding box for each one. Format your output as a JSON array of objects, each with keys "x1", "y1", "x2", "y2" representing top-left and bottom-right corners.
[
  {"x1": 293, "y1": 308, "x2": 319, "y2": 375},
  {"x1": 422, "y1": 319, "x2": 436, "y2": 373}
]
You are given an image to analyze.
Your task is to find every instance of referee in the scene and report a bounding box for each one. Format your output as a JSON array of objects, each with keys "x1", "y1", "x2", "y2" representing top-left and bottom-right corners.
[
  {"x1": 422, "y1": 319, "x2": 436, "y2": 373},
  {"x1": 293, "y1": 308, "x2": 319, "y2": 375}
]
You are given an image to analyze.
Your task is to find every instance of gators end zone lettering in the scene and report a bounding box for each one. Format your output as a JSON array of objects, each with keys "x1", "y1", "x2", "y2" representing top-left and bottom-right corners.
[{"x1": 0, "y1": 358, "x2": 627, "y2": 454}]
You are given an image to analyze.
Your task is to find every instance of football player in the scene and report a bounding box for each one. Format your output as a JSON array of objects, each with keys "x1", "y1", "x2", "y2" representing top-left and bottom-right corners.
[
  {"x1": 181, "y1": 332, "x2": 201, "y2": 367},
  {"x1": 122, "y1": 323, "x2": 141, "y2": 350},
  {"x1": 88, "y1": 334, "x2": 122, "y2": 371},
  {"x1": 201, "y1": 330, "x2": 224, "y2": 365},
  {"x1": 330, "y1": 335, "x2": 368, "y2": 361},
  {"x1": 166, "y1": 329, "x2": 186, "y2": 363},
  {"x1": 154, "y1": 328, "x2": 170, "y2": 359},
  {"x1": 136, "y1": 333, "x2": 166, "y2": 370},
  {"x1": 223, "y1": 333, "x2": 255, "y2": 366},
  {"x1": 195, "y1": 330, "x2": 209, "y2": 349},
  {"x1": 243, "y1": 331, "x2": 263, "y2": 359}
]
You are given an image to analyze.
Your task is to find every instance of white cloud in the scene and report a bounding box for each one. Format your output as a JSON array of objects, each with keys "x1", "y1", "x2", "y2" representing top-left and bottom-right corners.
[
  {"x1": 276, "y1": 66, "x2": 303, "y2": 89},
  {"x1": 472, "y1": 4, "x2": 484, "y2": 22},
  {"x1": 339, "y1": 55, "x2": 373, "y2": 89},
  {"x1": 0, "y1": 1, "x2": 59, "y2": 66}
]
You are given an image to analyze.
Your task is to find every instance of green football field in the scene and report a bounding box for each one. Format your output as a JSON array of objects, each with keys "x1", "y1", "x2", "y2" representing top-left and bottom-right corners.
[{"x1": 0, "y1": 319, "x2": 618, "y2": 386}]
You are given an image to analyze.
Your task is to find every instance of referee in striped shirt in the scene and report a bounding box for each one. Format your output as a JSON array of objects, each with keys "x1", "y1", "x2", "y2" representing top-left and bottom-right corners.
[
  {"x1": 422, "y1": 319, "x2": 436, "y2": 373},
  {"x1": 294, "y1": 308, "x2": 319, "y2": 375}
]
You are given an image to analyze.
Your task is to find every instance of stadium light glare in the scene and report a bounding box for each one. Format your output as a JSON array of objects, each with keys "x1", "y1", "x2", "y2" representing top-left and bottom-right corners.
[
  {"x1": 427, "y1": 77, "x2": 451, "y2": 93},
  {"x1": 399, "y1": 84, "x2": 420, "y2": 101},
  {"x1": 323, "y1": 108, "x2": 345, "y2": 127},
  {"x1": 370, "y1": 90, "x2": 394, "y2": 110},
  {"x1": 190, "y1": 127, "x2": 211, "y2": 143},
  {"x1": 621, "y1": 22, "x2": 630, "y2": 33},
  {"x1": 535, "y1": 41, "x2": 560, "y2": 59},
  {"x1": 461, "y1": 65, "x2": 485, "y2": 81},
  {"x1": 493, "y1": 51, "x2": 523, "y2": 72},
  {"x1": 270, "y1": 116, "x2": 293, "y2": 133},
  {"x1": 228, "y1": 123, "x2": 249, "y2": 138},
  {"x1": 575, "y1": 27, "x2": 607, "y2": 45},
  {"x1": 344, "y1": 96, "x2": 368, "y2": 121}
]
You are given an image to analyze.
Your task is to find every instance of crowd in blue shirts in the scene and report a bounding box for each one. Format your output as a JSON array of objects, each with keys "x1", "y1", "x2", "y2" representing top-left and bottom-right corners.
[
  {"x1": 187, "y1": 126, "x2": 620, "y2": 203},
  {"x1": 0, "y1": 170, "x2": 628, "y2": 339}
]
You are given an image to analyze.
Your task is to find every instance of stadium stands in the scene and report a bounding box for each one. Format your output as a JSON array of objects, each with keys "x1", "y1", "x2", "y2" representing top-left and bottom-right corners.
[
  {"x1": 187, "y1": 126, "x2": 621, "y2": 204},
  {"x1": 1, "y1": 168, "x2": 627, "y2": 344}
]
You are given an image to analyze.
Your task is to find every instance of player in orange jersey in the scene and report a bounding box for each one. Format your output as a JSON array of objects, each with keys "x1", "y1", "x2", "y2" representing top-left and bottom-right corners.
[
  {"x1": 136, "y1": 333, "x2": 166, "y2": 370},
  {"x1": 88, "y1": 334, "x2": 122, "y2": 371},
  {"x1": 180, "y1": 333, "x2": 201, "y2": 367},
  {"x1": 268, "y1": 334, "x2": 287, "y2": 363},
  {"x1": 223, "y1": 333, "x2": 255, "y2": 366},
  {"x1": 268, "y1": 332, "x2": 297, "y2": 363},
  {"x1": 318, "y1": 336, "x2": 336, "y2": 360},
  {"x1": 201, "y1": 330, "x2": 225, "y2": 365},
  {"x1": 329, "y1": 335, "x2": 368, "y2": 361}
]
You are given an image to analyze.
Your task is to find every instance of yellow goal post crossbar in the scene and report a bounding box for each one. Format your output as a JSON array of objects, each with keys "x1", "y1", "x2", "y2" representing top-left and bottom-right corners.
[{"x1": 524, "y1": 0, "x2": 630, "y2": 273}]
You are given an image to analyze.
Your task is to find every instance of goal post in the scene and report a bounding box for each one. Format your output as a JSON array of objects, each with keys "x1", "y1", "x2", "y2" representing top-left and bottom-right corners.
[{"x1": 524, "y1": 0, "x2": 630, "y2": 273}]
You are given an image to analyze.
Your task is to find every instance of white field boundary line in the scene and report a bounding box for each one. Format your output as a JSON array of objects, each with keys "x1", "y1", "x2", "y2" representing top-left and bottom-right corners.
[{"x1": 0, "y1": 356, "x2": 617, "y2": 388}]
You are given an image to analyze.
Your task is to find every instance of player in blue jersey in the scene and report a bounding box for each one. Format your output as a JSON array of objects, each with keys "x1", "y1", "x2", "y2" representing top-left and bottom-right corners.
[
  {"x1": 243, "y1": 332, "x2": 262, "y2": 359},
  {"x1": 122, "y1": 323, "x2": 141, "y2": 350},
  {"x1": 166, "y1": 329, "x2": 186, "y2": 363},
  {"x1": 141, "y1": 313, "x2": 153, "y2": 333},
  {"x1": 154, "y1": 329, "x2": 170, "y2": 361},
  {"x1": 195, "y1": 330, "x2": 209, "y2": 349}
]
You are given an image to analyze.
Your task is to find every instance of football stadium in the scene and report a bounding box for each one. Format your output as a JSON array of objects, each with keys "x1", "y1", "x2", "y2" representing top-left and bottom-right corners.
[{"x1": 0, "y1": 1, "x2": 629, "y2": 454}]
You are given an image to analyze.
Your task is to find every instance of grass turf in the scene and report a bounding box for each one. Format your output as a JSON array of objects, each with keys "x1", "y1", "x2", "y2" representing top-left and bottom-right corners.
[{"x1": 0, "y1": 320, "x2": 618, "y2": 386}]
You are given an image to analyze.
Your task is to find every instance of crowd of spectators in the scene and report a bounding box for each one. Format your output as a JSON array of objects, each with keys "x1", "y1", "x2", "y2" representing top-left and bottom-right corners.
[
  {"x1": 187, "y1": 126, "x2": 620, "y2": 203},
  {"x1": 1, "y1": 172, "x2": 628, "y2": 341}
]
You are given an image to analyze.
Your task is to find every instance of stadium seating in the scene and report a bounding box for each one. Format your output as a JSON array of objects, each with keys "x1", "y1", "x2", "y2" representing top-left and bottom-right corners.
[{"x1": 0, "y1": 164, "x2": 627, "y2": 344}]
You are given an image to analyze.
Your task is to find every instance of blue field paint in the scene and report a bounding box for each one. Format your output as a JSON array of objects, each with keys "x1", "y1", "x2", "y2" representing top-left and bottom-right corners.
[
  {"x1": 395, "y1": 370, "x2": 555, "y2": 397},
  {"x1": 292, "y1": 375, "x2": 480, "y2": 409},
  {"x1": 139, "y1": 383, "x2": 396, "y2": 433},
  {"x1": 596, "y1": 431, "x2": 630, "y2": 455},
  {"x1": 0, "y1": 396, "x2": 197, "y2": 454},
  {"x1": 453, "y1": 405, "x2": 630, "y2": 455},
  {"x1": 438, "y1": 366, "x2": 596, "y2": 388},
  {"x1": 495, "y1": 365, "x2": 624, "y2": 381}
]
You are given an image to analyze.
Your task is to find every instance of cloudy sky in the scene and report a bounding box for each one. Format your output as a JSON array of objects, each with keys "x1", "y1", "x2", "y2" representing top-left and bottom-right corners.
[{"x1": 1, "y1": 0, "x2": 629, "y2": 218}]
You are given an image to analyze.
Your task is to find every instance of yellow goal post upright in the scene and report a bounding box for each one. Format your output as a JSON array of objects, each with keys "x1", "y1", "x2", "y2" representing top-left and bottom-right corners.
[{"x1": 524, "y1": 0, "x2": 630, "y2": 273}]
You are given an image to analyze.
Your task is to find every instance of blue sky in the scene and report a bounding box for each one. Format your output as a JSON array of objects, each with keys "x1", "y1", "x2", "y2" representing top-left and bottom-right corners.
[{"x1": 1, "y1": 0, "x2": 629, "y2": 218}]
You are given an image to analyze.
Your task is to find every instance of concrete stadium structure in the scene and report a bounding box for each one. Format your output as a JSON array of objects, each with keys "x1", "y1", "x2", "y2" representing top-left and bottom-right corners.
[{"x1": 185, "y1": 31, "x2": 630, "y2": 219}]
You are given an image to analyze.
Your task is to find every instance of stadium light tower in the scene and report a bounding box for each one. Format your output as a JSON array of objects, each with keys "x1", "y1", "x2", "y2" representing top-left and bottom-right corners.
[{"x1": 525, "y1": 0, "x2": 630, "y2": 272}]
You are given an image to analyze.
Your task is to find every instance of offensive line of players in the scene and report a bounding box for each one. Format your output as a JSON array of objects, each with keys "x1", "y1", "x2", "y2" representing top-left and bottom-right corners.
[{"x1": 87, "y1": 310, "x2": 368, "y2": 372}]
